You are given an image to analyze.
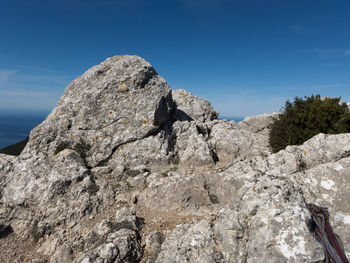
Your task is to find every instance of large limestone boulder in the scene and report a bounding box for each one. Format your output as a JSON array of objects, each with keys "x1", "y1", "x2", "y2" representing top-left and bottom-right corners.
[{"x1": 22, "y1": 55, "x2": 174, "y2": 168}]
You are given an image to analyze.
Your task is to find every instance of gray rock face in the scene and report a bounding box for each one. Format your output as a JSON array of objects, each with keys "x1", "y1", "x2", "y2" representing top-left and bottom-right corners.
[
  {"x1": 267, "y1": 133, "x2": 350, "y2": 175},
  {"x1": 22, "y1": 55, "x2": 174, "y2": 168},
  {"x1": 237, "y1": 113, "x2": 278, "y2": 135},
  {"x1": 1, "y1": 55, "x2": 350, "y2": 263},
  {"x1": 107, "y1": 89, "x2": 221, "y2": 169},
  {"x1": 172, "y1": 89, "x2": 218, "y2": 122},
  {"x1": 108, "y1": 125, "x2": 175, "y2": 169},
  {"x1": 172, "y1": 121, "x2": 217, "y2": 166},
  {"x1": 207, "y1": 119, "x2": 271, "y2": 164},
  {"x1": 155, "y1": 220, "x2": 222, "y2": 263},
  {"x1": 0, "y1": 154, "x2": 16, "y2": 199}
]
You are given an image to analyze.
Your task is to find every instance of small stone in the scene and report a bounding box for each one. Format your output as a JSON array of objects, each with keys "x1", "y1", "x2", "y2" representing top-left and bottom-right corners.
[
  {"x1": 79, "y1": 257, "x2": 91, "y2": 263},
  {"x1": 50, "y1": 244, "x2": 72, "y2": 263},
  {"x1": 95, "y1": 219, "x2": 112, "y2": 236},
  {"x1": 98, "y1": 242, "x2": 118, "y2": 260},
  {"x1": 20, "y1": 153, "x2": 32, "y2": 160}
]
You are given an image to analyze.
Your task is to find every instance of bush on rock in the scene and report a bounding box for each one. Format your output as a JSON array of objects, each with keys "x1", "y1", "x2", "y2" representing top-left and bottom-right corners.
[{"x1": 269, "y1": 95, "x2": 350, "y2": 153}]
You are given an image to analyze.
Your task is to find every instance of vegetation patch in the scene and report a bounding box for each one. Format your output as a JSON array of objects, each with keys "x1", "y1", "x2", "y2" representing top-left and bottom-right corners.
[
  {"x1": 269, "y1": 95, "x2": 350, "y2": 153},
  {"x1": 0, "y1": 137, "x2": 29, "y2": 156},
  {"x1": 209, "y1": 193, "x2": 219, "y2": 204}
]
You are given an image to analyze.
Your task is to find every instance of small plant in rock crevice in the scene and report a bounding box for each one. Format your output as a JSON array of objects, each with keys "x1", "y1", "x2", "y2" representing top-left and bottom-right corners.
[
  {"x1": 269, "y1": 95, "x2": 350, "y2": 153},
  {"x1": 209, "y1": 193, "x2": 220, "y2": 204}
]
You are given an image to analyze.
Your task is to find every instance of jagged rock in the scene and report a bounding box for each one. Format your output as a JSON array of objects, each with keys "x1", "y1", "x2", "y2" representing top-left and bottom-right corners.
[
  {"x1": 104, "y1": 88, "x2": 221, "y2": 169},
  {"x1": 267, "y1": 133, "x2": 350, "y2": 175},
  {"x1": 237, "y1": 113, "x2": 278, "y2": 135},
  {"x1": 114, "y1": 206, "x2": 143, "y2": 232},
  {"x1": 207, "y1": 120, "x2": 271, "y2": 164},
  {"x1": 2, "y1": 149, "x2": 91, "y2": 206},
  {"x1": 142, "y1": 231, "x2": 163, "y2": 263},
  {"x1": 212, "y1": 174, "x2": 323, "y2": 263},
  {"x1": 97, "y1": 242, "x2": 118, "y2": 260},
  {"x1": 172, "y1": 89, "x2": 218, "y2": 122},
  {"x1": 22, "y1": 55, "x2": 174, "y2": 168},
  {"x1": 76, "y1": 207, "x2": 143, "y2": 263},
  {"x1": 108, "y1": 228, "x2": 142, "y2": 262},
  {"x1": 291, "y1": 158, "x2": 350, "y2": 248},
  {"x1": 172, "y1": 121, "x2": 216, "y2": 166}
]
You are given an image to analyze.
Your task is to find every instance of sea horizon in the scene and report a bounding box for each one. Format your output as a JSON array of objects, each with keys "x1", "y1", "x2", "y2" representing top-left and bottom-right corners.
[{"x1": 0, "y1": 109, "x2": 49, "y2": 149}]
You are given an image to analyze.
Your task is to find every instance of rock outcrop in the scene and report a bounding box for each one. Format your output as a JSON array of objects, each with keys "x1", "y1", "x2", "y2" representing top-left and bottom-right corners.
[
  {"x1": 22, "y1": 55, "x2": 174, "y2": 168},
  {"x1": 1, "y1": 55, "x2": 350, "y2": 262},
  {"x1": 172, "y1": 89, "x2": 218, "y2": 122}
]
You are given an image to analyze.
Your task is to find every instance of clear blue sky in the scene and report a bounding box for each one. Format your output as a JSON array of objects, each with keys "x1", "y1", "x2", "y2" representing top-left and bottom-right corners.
[{"x1": 0, "y1": 0, "x2": 349, "y2": 117}]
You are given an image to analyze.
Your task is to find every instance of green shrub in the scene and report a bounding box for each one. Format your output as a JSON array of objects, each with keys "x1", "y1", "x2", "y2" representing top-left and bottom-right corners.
[
  {"x1": 0, "y1": 137, "x2": 29, "y2": 156},
  {"x1": 269, "y1": 95, "x2": 350, "y2": 153}
]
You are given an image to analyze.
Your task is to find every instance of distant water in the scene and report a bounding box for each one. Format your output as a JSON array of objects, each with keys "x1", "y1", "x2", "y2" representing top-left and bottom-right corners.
[
  {"x1": 219, "y1": 116, "x2": 244, "y2": 122},
  {"x1": 0, "y1": 110, "x2": 48, "y2": 149}
]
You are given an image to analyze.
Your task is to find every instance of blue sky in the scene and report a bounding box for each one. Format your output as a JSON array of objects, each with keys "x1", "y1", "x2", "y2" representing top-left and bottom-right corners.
[{"x1": 0, "y1": 0, "x2": 350, "y2": 117}]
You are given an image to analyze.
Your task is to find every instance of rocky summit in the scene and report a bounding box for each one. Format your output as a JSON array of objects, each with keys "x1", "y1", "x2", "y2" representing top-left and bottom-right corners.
[{"x1": 0, "y1": 55, "x2": 350, "y2": 263}]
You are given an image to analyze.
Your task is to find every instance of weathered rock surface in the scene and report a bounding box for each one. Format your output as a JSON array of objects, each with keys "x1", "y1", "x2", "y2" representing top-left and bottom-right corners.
[
  {"x1": 237, "y1": 113, "x2": 278, "y2": 135},
  {"x1": 207, "y1": 119, "x2": 271, "y2": 164},
  {"x1": 1, "y1": 55, "x2": 350, "y2": 262},
  {"x1": 22, "y1": 55, "x2": 174, "y2": 168},
  {"x1": 172, "y1": 89, "x2": 218, "y2": 122}
]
